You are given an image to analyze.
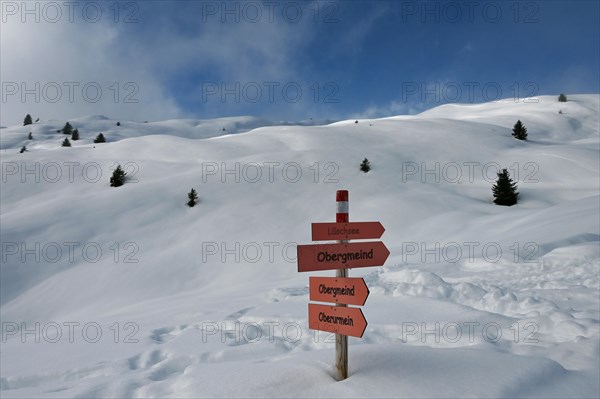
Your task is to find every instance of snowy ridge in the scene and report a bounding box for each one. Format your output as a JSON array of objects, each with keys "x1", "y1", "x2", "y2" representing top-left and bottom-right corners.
[
  {"x1": 0, "y1": 115, "x2": 334, "y2": 151},
  {"x1": 1, "y1": 95, "x2": 599, "y2": 398}
]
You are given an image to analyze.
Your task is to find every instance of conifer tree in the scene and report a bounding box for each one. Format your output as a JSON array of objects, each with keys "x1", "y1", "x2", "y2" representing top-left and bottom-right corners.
[
  {"x1": 62, "y1": 122, "x2": 73, "y2": 135},
  {"x1": 187, "y1": 188, "x2": 199, "y2": 207},
  {"x1": 94, "y1": 133, "x2": 106, "y2": 143},
  {"x1": 28, "y1": 132, "x2": 33, "y2": 140},
  {"x1": 62, "y1": 138, "x2": 71, "y2": 147},
  {"x1": 558, "y1": 93, "x2": 567, "y2": 102},
  {"x1": 512, "y1": 120, "x2": 528, "y2": 140},
  {"x1": 23, "y1": 114, "x2": 33, "y2": 126},
  {"x1": 360, "y1": 158, "x2": 371, "y2": 173},
  {"x1": 110, "y1": 165, "x2": 127, "y2": 187},
  {"x1": 20, "y1": 146, "x2": 26, "y2": 153},
  {"x1": 71, "y1": 128, "x2": 80, "y2": 141},
  {"x1": 492, "y1": 168, "x2": 519, "y2": 206}
]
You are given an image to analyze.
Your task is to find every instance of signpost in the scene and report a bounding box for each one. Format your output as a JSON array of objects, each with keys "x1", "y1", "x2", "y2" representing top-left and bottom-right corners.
[{"x1": 296, "y1": 190, "x2": 388, "y2": 381}]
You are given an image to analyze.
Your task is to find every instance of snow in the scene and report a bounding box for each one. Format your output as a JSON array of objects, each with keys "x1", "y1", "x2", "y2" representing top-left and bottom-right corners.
[{"x1": 1, "y1": 95, "x2": 599, "y2": 398}]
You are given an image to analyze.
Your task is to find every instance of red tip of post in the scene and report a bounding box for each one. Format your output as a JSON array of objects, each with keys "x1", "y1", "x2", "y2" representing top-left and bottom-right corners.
[{"x1": 336, "y1": 190, "x2": 348, "y2": 202}]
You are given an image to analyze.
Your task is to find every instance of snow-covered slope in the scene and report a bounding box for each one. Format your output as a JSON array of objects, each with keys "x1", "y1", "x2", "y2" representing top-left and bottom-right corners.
[
  {"x1": 0, "y1": 115, "x2": 333, "y2": 150},
  {"x1": 1, "y1": 95, "x2": 598, "y2": 398}
]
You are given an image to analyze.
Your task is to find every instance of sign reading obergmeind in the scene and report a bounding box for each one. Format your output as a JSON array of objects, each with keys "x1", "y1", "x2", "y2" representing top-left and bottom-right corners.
[
  {"x1": 297, "y1": 241, "x2": 390, "y2": 272},
  {"x1": 308, "y1": 303, "x2": 367, "y2": 338},
  {"x1": 309, "y1": 277, "x2": 369, "y2": 306},
  {"x1": 312, "y1": 222, "x2": 385, "y2": 241}
]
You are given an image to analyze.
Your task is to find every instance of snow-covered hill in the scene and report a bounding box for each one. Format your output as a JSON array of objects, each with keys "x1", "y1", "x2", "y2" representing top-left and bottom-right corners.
[
  {"x1": 0, "y1": 115, "x2": 333, "y2": 150},
  {"x1": 1, "y1": 95, "x2": 598, "y2": 398}
]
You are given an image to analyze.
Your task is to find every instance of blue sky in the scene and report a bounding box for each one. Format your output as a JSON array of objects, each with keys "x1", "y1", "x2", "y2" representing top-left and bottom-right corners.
[{"x1": 1, "y1": 0, "x2": 599, "y2": 125}]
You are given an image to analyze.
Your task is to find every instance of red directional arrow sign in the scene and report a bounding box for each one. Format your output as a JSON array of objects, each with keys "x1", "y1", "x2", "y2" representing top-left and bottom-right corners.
[
  {"x1": 308, "y1": 303, "x2": 367, "y2": 338},
  {"x1": 312, "y1": 222, "x2": 385, "y2": 241},
  {"x1": 297, "y1": 241, "x2": 390, "y2": 272},
  {"x1": 310, "y1": 277, "x2": 369, "y2": 306}
]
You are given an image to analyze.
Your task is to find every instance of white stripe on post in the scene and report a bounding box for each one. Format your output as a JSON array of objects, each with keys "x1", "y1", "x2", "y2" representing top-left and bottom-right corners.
[{"x1": 336, "y1": 190, "x2": 349, "y2": 223}]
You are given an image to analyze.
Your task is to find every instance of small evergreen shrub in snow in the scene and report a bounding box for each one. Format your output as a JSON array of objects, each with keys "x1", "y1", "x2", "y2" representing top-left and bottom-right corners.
[
  {"x1": 187, "y1": 188, "x2": 199, "y2": 207},
  {"x1": 360, "y1": 158, "x2": 371, "y2": 173},
  {"x1": 116, "y1": 122, "x2": 121, "y2": 126},
  {"x1": 20, "y1": 146, "x2": 26, "y2": 153},
  {"x1": 71, "y1": 128, "x2": 80, "y2": 141},
  {"x1": 94, "y1": 133, "x2": 106, "y2": 143},
  {"x1": 110, "y1": 165, "x2": 127, "y2": 187},
  {"x1": 62, "y1": 122, "x2": 73, "y2": 135},
  {"x1": 23, "y1": 114, "x2": 33, "y2": 126},
  {"x1": 492, "y1": 168, "x2": 519, "y2": 206},
  {"x1": 512, "y1": 120, "x2": 528, "y2": 140},
  {"x1": 28, "y1": 132, "x2": 33, "y2": 140},
  {"x1": 558, "y1": 93, "x2": 567, "y2": 102},
  {"x1": 61, "y1": 138, "x2": 71, "y2": 147}
]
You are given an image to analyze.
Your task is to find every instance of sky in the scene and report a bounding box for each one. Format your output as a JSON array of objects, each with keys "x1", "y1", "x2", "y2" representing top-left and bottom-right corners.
[{"x1": 1, "y1": 0, "x2": 599, "y2": 126}]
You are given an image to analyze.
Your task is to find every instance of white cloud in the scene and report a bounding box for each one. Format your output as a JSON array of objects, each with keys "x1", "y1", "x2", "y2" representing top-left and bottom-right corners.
[
  {"x1": 0, "y1": 13, "x2": 182, "y2": 126},
  {"x1": 460, "y1": 42, "x2": 474, "y2": 53},
  {"x1": 0, "y1": 2, "x2": 319, "y2": 126},
  {"x1": 331, "y1": 2, "x2": 389, "y2": 58},
  {"x1": 355, "y1": 100, "x2": 426, "y2": 119}
]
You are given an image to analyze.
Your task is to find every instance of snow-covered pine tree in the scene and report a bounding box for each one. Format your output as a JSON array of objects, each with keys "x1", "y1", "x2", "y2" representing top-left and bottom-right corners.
[
  {"x1": 62, "y1": 122, "x2": 73, "y2": 135},
  {"x1": 360, "y1": 158, "x2": 371, "y2": 173},
  {"x1": 512, "y1": 120, "x2": 528, "y2": 140},
  {"x1": 110, "y1": 165, "x2": 127, "y2": 187},
  {"x1": 187, "y1": 188, "x2": 199, "y2": 207},
  {"x1": 492, "y1": 168, "x2": 519, "y2": 206},
  {"x1": 94, "y1": 133, "x2": 106, "y2": 143}
]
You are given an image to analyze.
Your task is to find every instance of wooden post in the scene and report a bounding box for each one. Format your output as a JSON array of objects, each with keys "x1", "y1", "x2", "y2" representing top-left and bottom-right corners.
[{"x1": 335, "y1": 190, "x2": 349, "y2": 380}]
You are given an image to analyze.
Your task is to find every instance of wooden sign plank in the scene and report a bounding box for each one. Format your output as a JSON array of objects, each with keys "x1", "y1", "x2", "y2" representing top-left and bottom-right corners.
[
  {"x1": 309, "y1": 276, "x2": 369, "y2": 306},
  {"x1": 297, "y1": 241, "x2": 390, "y2": 272},
  {"x1": 308, "y1": 303, "x2": 367, "y2": 338},
  {"x1": 312, "y1": 222, "x2": 385, "y2": 241}
]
